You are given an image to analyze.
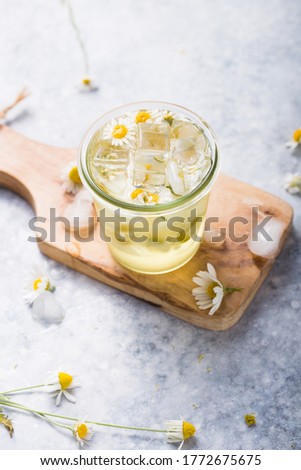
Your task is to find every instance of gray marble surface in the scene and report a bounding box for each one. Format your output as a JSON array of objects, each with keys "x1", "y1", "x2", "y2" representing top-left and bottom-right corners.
[{"x1": 0, "y1": 0, "x2": 300, "y2": 450}]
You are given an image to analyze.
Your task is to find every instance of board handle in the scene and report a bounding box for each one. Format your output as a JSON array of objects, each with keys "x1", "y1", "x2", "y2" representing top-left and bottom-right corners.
[{"x1": 0, "y1": 124, "x2": 76, "y2": 211}]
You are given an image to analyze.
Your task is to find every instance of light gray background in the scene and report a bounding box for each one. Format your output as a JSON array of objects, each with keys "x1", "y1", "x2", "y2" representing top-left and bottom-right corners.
[{"x1": 0, "y1": 0, "x2": 300, "y2": 450}]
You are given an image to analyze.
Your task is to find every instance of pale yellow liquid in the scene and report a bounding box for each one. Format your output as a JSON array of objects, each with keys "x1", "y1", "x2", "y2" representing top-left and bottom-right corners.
[{"x1": 94, "y1": 193, "x2": 209, "y2": 274}]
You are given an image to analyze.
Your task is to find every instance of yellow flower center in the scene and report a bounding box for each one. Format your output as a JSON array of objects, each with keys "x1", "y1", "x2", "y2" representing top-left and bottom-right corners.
[
  {"x1": 112, "y1": 124, "x2": 128, "y2": 139},
  {"x1": 136, "y1": 111, "x2": 151, "y2": 123},
  {"x1": 183, "y1": 421, "x2": 196, "y2": 440},
  {"x1": 145, "y1": 163, "x2": 152, "y2": 170},
  {"x1": 207, "y1": 282, "x2": 219, "y2": 299},
  {"x1": 33, "y1": 277, "x2": 50, "y2": 291},
  {"x1": 131, "y1": 188, "x2": 144, "y2": 199},
  {"x1": 58, "y1": 372, "x2": 73, "y2": 390},
  {"x1": 76, "y1": 423, "x2": 88, "y2": 439},
  {"x1": 68, "y1": 166, "x2": 82, "y2": 185},
  {"x1": 244, "y1": 414, "x2": 256, "y2": 426},
  {"x1": 82, "y1": 77, "x2": 91, "y2": 86},
  {"x1": 293, "y1": 129, "x2": 301, "y2": 142}
]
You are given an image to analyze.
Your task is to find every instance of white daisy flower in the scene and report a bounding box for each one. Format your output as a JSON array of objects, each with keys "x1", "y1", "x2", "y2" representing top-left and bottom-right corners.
[
  {"x1": 134, "y1": 109, "x2": 168, "y2": 125},
  {"x1": 73, "y1": 421, "x2": 93, "y2": 447},
  {"x1": 284, "y1": 173, "x2": 301, "y2": 194},
  {"x1": 165, "y1": 420, "x2": 196, "y2": 444},
  {"x1": 23, "y1": 265, "x2": 55, "y2": 306},
  {"x1": 102, "y1": 118, "x2": 135, "y2": 147},
  {"x1": 192, "y1": 263, "x2": 240, "y2": 315},
  {"x1": 286, "y1": 128, "x2": 301, "y2": 151},
  {"x1": 32, "y1": 291, "x2": 65, "y2": 324},
  {"x1": 61, "y1": 162, "x2": 82, "y2": 194},
  {"x1": 47, "y1": 371, "x2": 80, "y2": 406},
  {"x1": 130, "y1": 188, "x2": 160, "y2": 205},
  {"x1": 79, "y1": 76, "x2": 98, "y2": 93}
]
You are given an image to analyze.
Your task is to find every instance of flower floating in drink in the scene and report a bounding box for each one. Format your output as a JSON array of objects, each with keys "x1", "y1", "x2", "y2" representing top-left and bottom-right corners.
[{"x1": 79, "y1": 102, "x2": 220, "y2": 274}]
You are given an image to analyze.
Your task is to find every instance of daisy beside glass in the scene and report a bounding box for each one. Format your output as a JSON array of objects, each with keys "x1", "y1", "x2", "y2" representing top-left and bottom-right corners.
[
  {"x1": 102, "y1": 118, "x2": 135, "y2": 147},
  {"x1": 47, "y1": 371, "x2": 80, "y2": 406},
  {"x1": 61, "y1": 161, "x2": 82, "y2": 194},
  {"x1": 192, "y1": 263, "x2": 240, "y2": 315},
  {"x1": 286, "y1": 128, "x2": 301, "y2": 152},
  {"x1": 284, "y1": 173, "x2": 301, "y2": 194}
]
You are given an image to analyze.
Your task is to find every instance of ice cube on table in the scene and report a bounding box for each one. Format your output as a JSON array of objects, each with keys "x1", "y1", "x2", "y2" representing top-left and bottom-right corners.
[
  {"x1": 137, "y1": 122, "x2": 171, "y2": 153},
  {"x1": 132, "y1": 151, "x2": 166, "y2": 188}
]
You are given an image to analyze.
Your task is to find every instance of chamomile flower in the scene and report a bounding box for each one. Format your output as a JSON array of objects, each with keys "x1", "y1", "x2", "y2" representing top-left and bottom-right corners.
[
  {"x1": 80, "y1": 76, "x2": 98, "y2": 92},
  {"x1": 135, "y1": 109, "x2": 162, "y2": 124},
  {"x1": 165, "y1": 420, "x2": 196, "y2": 444},
  {"x1": 47, "y1": 371, "x2": 80, "y2": 406},
  {"x1": 286, "y1": 128, "x2": 301, "y2": 151},
  {"x1": 61, "y1": 162, "x2": 82, "y2": 194},
  {"x1": 130, "y1": 188, "x2": 160, "y2": 204},
  {"x1": 73, "y1": 421, "x2": 94, "y2": 447},
  {"x1": 102, "y1": 118, "x2": 135, "y2": 147},
  {"x1": 23, "y1": 265, "x2": 55, "y2": 306},
  {"x1": 284, "y1": 173, "x2": 301, "y2": 194},
  {"x1": 192, "y1": 263, "x2": 240, "y2": 315}
]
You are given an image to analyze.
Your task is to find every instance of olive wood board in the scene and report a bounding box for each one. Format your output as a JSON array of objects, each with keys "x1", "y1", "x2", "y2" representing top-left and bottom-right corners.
[{"x1": 0, "y1": 125, "x2": 293, "y2": 330}]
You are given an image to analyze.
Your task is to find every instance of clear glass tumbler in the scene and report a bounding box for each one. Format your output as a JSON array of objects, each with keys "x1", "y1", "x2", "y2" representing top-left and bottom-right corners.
[{"x1": 78, "y1": 102, "x2": 220, "y2": 274}]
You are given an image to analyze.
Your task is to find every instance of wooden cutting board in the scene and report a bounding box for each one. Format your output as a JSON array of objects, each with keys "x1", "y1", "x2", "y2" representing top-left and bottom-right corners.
[{"x1": 0, "y1": 125, "x2": 293, "y2": 330}]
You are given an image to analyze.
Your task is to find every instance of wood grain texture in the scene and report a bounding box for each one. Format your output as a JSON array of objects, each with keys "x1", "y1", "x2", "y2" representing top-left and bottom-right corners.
[{"x1": 0, "y1": 125, "x2": 293, "y2": 330}]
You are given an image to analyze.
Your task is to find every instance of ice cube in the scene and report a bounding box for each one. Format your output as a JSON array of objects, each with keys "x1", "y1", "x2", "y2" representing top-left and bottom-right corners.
[
  {"x1": 132, "y1": 151, "x2": 166, "y2": 188},
  {"x1": 172, "y1": 121, "x2": 209, "y2": 163},
  {"x1": 89, "y1": 146, "x2": 131, "y2": 196},
  {"x1": 182, "y1": 157, "x2": 212, "y2": 192},
  {"x1": 166, "y1": 160, "x2": 185, "y2": 196},
  {"x1": 172, "y1": 121, "x2": 200, "y2": 140},
  {"x1": 137, "y1": 122, "x2": 171, "y2": 153},
  {"x1": 172, "y1": 137, "x2": 199, "y2": 165}
]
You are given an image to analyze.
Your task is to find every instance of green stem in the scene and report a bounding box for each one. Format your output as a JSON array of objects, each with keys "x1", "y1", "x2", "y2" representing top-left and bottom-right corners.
[
  {"x1": 224, "y1": 287, "x2": 242, "y2": 294},
  {"x1": 2, "y1": 384, "x2": 51, "y2": 395},
  {"x1": 0, "y1": 400, "x2": 166, "y2": 434}
]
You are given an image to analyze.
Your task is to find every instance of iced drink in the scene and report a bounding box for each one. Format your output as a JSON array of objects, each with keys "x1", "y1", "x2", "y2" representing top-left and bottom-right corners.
[{"x1": 78, "y1": 102, "x2": 219, "y2": 274}]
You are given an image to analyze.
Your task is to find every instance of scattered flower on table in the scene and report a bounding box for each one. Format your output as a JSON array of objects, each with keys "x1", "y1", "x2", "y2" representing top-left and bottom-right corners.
[
  {"x1": 102, "y1": 118, "x2": 135, "y2": 147},
  {"x1": 286, "y1": 128, "x2": 301, "y2": 152},
  {"x1": 244, "y1": 414, "x2": 256, "y2": 427},
  {"x1": 47, "y1": 371, "x2": 80, "y2": 406},
  {"x1": 73, "y1": 421, "x2": 94, "y2": 447},
  {"x1": 0, "y1": 412, "x2": 14, "y2": 438},
  {"x1": 80, "y1": 76, "x2": 98, "y2": 93},
  {"x1": 23, "y1": 264, "x2": 55, "y2": 306},
  {"x1": 165, "y1": 420, "x2": 196, "y2": 444},
  {"x1": 61, "y1": 161, "x2": 82, "y2": 194},
  {"x1": 192, "y1": 263, "x2": 241, "y2": 315},
  {"x1": 284, "y1": 173, "x2": 301, "y2": 194}
]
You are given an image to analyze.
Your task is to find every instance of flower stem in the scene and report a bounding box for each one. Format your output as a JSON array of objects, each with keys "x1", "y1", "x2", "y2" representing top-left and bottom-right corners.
[
  {"x1": 2, "y1": 383, "x2": 55, "y2": 395},
  {"x1": 0, "y1": 400, "x2": 166, "y2": 434},
  {"x1": 224, "y1": 287, "x2": 242, "y2": 294}
]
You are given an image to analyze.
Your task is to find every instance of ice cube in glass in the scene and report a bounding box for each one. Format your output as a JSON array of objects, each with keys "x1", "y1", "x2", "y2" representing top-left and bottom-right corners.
[{"x1": 137, "y1": 122, "x2": 171, "y2": 153}]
